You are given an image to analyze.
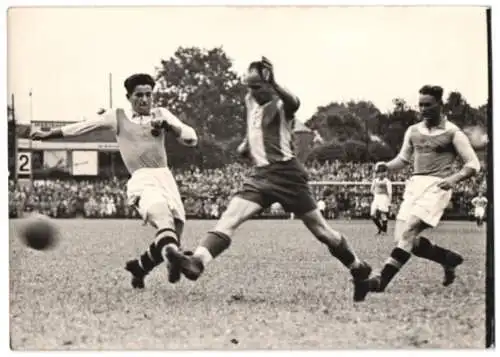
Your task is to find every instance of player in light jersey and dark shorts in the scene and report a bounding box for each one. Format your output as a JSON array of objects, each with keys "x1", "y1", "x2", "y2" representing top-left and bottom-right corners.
[
  {"x1": 165, "y1": 57, "x2": 372, "y2": 302},
  {"x1": 370, "y1": 171, "x2": 392, "y2": 234},
  {"x1": 31, "y1": 73, "x2": 198, "y2": 288},
  {"x1": 471, "y1": 191, "x2": 487, "y2": 227},
  {"x1": 356, "y1": 85, "x2": 481, "y2": 301}
]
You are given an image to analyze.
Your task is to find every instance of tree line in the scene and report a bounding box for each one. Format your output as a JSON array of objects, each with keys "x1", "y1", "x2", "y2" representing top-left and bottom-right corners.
[
  {"x1": 9, "y1": 46, "x2": 489, "y2": 172},
  {"x1": 153, "y1": 46, "x2": 488, "y2": 169}
]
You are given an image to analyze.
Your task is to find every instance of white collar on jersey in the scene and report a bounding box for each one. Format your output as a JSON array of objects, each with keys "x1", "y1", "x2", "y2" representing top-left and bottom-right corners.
[{"x1": 124, "y1": 108, "x2": 153, "y2": 124}]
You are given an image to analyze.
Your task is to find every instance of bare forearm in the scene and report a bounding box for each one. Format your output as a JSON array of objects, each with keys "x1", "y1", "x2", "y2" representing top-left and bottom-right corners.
[
  {"x1": 386, "y1": 156, "x2": 409, "y2": 171},
  {"x1": 447, "y1": 166, "x2": 477, "y2": 184},
  {"x1": 272, "y1": 82, "x2": 300, "y2": 112},
  {"x1": 60, "y1": 115, "x2": 114, "y2": 137}
]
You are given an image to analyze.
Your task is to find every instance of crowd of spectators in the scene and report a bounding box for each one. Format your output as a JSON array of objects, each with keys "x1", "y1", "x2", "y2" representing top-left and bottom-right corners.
[{"x1": 9, "y1": 161, "x2": 486, "y2": 220}]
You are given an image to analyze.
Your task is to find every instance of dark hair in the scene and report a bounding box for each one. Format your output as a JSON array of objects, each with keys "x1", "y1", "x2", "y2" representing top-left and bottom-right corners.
[
  {"x1": 419, "y1": 85, "x2": 444, "y2": 103},
  {"x1": 124, "y1": 73, "x2": 155, "y2": 95},
  {"x1": 248, "y1": 61, "x2": 264, "y2": 71},
  {"x1": 247, "y1": 61, "x2": 267, "y2": 80}
]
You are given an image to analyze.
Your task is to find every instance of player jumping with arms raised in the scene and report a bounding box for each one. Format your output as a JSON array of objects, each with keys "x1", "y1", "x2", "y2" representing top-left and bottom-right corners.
[
  {"x1": 31, "y1": 73, "x2": 198, "y2": 288},
  {"x1": 356, "y1": 85, "x2": 481, "y2": 301},
  {"x1": 165, "y1": 57, "x2": 372, "y2": 302},
  {"x1": 471, "y1": 191, "x2": 487, "y2": 227},
  {"x1": 370, "y1": 170, "x2": 392, "y2": 234}
]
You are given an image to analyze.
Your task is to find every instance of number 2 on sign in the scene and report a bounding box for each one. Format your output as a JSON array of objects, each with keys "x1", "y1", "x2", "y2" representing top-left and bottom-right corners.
[{"x1": 17, "y1": 152, "x2": 32, "y2": 175}]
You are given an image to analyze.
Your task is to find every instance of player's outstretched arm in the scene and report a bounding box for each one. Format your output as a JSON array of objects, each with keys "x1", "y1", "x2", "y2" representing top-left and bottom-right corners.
[
  {"x1": 30, "y1": 110, "x2": 116, "y2": 140},
  {"x1": 375, "y1": 127, "x2": 413, "y2": 173}
]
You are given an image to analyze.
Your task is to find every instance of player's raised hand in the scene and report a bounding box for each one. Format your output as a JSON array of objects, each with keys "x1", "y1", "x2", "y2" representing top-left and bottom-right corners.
[
  {"x1": 30, "y1": 130, "x2": 52, "y2": 141},
  {"x1": 374, "y1": 161, "x2": 388, "y2": 173},
  {"x1": 260, "y1": 56, "x2": 275, "y2": 84}
]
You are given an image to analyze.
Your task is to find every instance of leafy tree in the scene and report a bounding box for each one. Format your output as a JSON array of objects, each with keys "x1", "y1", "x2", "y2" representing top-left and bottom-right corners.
[{"x1": 155, "y1": 46, "x2": 247, "y2": 168}]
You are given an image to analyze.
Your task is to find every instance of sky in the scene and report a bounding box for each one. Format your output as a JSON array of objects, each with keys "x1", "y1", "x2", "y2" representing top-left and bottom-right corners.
[{"x1": 7, "y1": 6, "x2": 489, "y2": 124}]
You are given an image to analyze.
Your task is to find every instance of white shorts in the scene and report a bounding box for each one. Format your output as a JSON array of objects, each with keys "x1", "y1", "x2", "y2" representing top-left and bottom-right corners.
[
  {"x1": 371, "y1": 194, "x2": 390, "y2": 215},
  {"x1": 474, "y1": 207, "x2": 485, "y2": 219},
  {"x1": 396, "y1": 175, "x2": 452, "y2": 228},
  {"x1": 127, "y1": 167, "x2": 185, "y2": 224}
]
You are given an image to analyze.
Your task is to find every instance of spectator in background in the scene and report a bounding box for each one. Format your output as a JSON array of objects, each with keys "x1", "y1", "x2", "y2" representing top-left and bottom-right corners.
[
  {"x1": 9, "y1": 160, "x2": 486, "y2": 221},
  {"x1": 317, "y1": 198, "x2": 326, "y2": 218}
]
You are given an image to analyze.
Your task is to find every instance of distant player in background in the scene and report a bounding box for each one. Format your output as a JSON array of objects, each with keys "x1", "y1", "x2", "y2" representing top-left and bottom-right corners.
[
  {"x1": 357, "y1": 85, "x2": 481, "y2": 301},
  {"x1": 471, "y1": 191, "x2": 487, "y2": 227},
  {"x1": 165, "y1": 57, "x2": 372, "y2": 302},
  {"x1": 317, "y1": 197, "x2": 327, "y2": 218},
  {"x1": 31, "y1": 73, "x2": 198, "y2": 289},
  {"x1": 370, "y1": 171, "x2": 392, "y2": 235}
]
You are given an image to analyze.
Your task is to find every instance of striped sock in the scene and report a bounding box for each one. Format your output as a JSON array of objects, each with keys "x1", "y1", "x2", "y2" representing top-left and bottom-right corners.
[{"x1": 136, "y1": 228, "x2": 179, "y2": 275}]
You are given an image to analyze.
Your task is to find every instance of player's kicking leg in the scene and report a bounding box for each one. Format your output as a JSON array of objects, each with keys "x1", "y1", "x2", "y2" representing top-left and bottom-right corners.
[
  {"x1": 299, "y1": 207, "x2": 372, "y2": 302},
  {"x1": 125, "y1": 201, "x2": 185, "y2": 288},
  {"x1": 357, "y1": 217, "x2": 463, "y2": 301},
  {"x1": 165, "y1": 196, "x2": 263, "y2": 281}
]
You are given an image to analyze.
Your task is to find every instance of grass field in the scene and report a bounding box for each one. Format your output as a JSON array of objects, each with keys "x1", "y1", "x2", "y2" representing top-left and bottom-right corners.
[{"x1": 9, "y1": 219, "x2": 487, "y2": 350}]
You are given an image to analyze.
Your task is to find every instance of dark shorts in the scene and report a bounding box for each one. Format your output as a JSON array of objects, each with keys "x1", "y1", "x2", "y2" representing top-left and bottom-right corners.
[{"x1": 236, "y1": 158, "x2": 317, "y2": 216}]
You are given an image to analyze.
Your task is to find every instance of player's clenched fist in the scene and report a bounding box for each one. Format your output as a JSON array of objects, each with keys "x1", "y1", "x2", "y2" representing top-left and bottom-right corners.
[
  {"x1": 151, "y1": 117, "x2": 168, "y2": 129},
  {"x1": 30, "y1": 130, "x2": 52, "y2": 141},
  {"x1": 150, "y1": 117, "x2": 168, "y2": 137}
]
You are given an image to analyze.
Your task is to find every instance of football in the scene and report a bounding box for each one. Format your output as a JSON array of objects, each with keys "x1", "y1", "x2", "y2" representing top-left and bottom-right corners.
[{"x1": 19, "y1": 213, "x2": 59, "y2": 250}]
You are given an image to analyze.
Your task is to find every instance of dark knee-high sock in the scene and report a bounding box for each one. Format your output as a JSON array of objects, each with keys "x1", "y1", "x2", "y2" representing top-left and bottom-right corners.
[
  {"x1": 381, "y1": 218, "x2": 388, "y2": 233},
  {"x1": 133, "y1": 228, "x2": 179, "y2": 276},
  {"x1": 379, "y1": 247, "x2": 412, "y2": 291},
  {"x1": 411, "y1": 236, "x2": 463, "y2": 267},
  {"x1": 372, "y1": 217, "x2": 383, "y2": 231},
  {"x1": 193, "y1": 231, "x2": 232, "y2": 265},
  {"x1": 327, "y1": 236, "x2": 360, "y2": 270}
]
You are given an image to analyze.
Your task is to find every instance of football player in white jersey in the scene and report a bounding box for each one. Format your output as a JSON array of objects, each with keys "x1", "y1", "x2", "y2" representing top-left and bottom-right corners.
[
  {"x1": 31, "y1": 73, "x2": 198, "y2": 289},
  {"x1": 471, "y1": 190, "x2": 487, "y2": 227},
  {"x1": 370, "y1": 171, "x2": 392, "y2": 234}
]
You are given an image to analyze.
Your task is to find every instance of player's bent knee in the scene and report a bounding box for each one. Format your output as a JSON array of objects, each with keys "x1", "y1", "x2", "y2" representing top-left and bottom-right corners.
[
  {"x1": 146, "y1": 201, "x2": 175, "y2": 231},
  {"x1": 215, "y1": 197, "x2": 262, "y2": 235},
  {"x1": 397, "y1": 216, "x2": 427, "y2": 249}
]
